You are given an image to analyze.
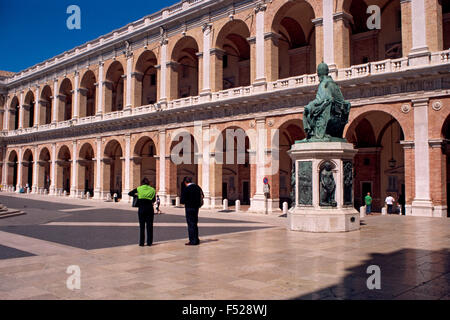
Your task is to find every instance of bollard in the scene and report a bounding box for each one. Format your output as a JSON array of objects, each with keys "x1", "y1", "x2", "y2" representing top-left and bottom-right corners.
[
  {"x1": 27, "y1": 188, "x2": 31, "y2": 194},
  {"x1": 80, "y1": 192, "x2": 85, "y2": 199},
  {"x1": 113, "y1": 193, "x2": 118, "y2": 202},
  {"x1": 382, "y1": 207, "x2": 387, "y2": 215},
  {"x1": 283, "y1": 202, "x2": 289, "y2": 215},
  {"x1": 44, "y1": 189, "x2": 48, "y2": 195},
  {"x1": 175, "y1": 197, "x2": 181, "y2": 207},
  {"x1": 235, "y1": 200, "x2": 241, "y2": 213},
  {"x1": 63, "y1": 190, "x2": 67, "y2": 197},
  {"x1": 86, "y1": 191, "x2": 91, "y2": 199},
  {"x1": 360, "y1": 206, "x2": 366, "y2": 218},
  {"x1": 106, "y1": 193, "x2": 112, "y2": 202},
  {"x1": 223, "y1": 199, "x2": 229, "y2": 211}
]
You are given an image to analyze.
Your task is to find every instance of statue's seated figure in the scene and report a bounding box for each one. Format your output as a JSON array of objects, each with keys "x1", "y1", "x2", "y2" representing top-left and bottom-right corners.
[{"x1": 302, "y1": 62, "x2": 351, "y2": 142}]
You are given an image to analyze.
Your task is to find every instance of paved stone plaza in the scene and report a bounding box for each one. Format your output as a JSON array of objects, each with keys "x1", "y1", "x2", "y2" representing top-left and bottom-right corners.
[{"x1": 0, "y1": 193, "x2": 449, "y2": 300}]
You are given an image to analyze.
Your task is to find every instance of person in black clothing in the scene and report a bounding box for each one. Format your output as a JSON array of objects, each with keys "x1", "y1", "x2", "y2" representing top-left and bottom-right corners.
[
  {"x1": 128, "y1": 178, "x2": 156, "y2": 247},
  {"x1": 180, "y1": 176, "x2": 204, "y2": 246}
]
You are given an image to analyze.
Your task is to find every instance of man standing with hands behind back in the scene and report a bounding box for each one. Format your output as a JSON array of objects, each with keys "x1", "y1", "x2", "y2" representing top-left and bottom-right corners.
[
  {"x1": 180, "y1": 177, "x2": 204, "y2": 246},
  {"x1": 128, "y1": 178, "x2": 156, "y2": 247}
]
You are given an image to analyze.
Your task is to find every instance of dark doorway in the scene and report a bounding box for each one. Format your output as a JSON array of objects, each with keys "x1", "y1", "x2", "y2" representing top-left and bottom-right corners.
[
  {"x1": 222, "y1": 182, "x2": 228, "y2": 200},
  {"x1": 243, "y1": 181, "x2": 250, "y2": 205},
  {"x1": 361, "y1": 182, "x2": 372, "y2": 209}
]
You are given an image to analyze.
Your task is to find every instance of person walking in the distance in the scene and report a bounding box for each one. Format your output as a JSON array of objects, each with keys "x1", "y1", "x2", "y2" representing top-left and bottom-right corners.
[
  {"x1": 155, "y1": 195, "x2": 162, "y2": 214},
  {"x1": 180, "y1": 177, "x2": 204, "y2": 246},
  {"x1": 385, "y1": 194, "x2": 395, "y2": 214},
  {"x1": 128, "y1": 178, "x2": 156, "y2": 246},
  {"x1": 365, "y1": 192, "x2": 373, "y2": 215}
]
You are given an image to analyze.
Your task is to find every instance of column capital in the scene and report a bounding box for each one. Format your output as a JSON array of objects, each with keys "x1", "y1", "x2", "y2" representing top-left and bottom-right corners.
[
  {"x1": 210, "y1": 48, "x2": 225, "y2": 57},
  {"x1": 311, "y1": 17, "x2": 323, "y2": 27},
  {"x1": 333, "y1": 12, "x2": 353, "y2": 24},
  {"x1": 202, "y1": 23, "x2": 212, "y2": 33},
  {"x1": 412, "y1": 98, "x2": 429, "y2": 107},
  {"x1": 254, "y1": 3, "x2": 267, "y2": 13}
]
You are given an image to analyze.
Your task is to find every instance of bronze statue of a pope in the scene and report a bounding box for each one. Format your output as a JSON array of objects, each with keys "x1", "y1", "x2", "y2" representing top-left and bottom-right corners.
[{"x1": 301, "y1": 62, "x2": 351, "y2": 142}]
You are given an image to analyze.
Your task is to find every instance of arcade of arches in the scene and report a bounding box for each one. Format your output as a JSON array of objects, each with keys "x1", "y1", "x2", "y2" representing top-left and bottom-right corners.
[
  {"x1": 1, "y1": 104, "x2": 449, "y2": 218},
  {"x1": 4, "y1": 0, "x2": 449, "y2": 130},
  {"x1": 1, "y1": 0, "x2": 449, "y2": 218}
]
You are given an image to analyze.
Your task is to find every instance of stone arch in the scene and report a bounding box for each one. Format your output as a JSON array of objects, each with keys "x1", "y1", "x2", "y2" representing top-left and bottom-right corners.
[
  {"x1": 80, "y1": 70, "x2": 97, "y2": 118},
  {"x1": 132, "y1": 136, "x2": 158, "y2": 189},
  {"x1": 22, "y1": 148, "x2": 34, "y2": 190},
  {"x1": 211, "y1": 125, "x2": 253, "y2": 206},
  {"x1": 103, "y1": 139, "x2": 123, "y2": 198},
  {"x1": 266, "y1": 0, "x2": 321, "y2": 32},
  {"x1": 58, "y1": 78, "x2": 73, "y2": 121},
  {"x1": 23, "y1": 90, "x2": 35, "y2": 128},
  {"x1": 105, "y1": 61, "x2": 125, "y2": 113},
  {"x1": 9, "y1": 96, "x2": 19, "y2": 130},
  {"x1": 270, "y1": 0, "x2": 317, "y2": 79},
  {"x1": 169, "y1": 130, "x2": 200, "y2": 198},
  {"x1": 7, "y1": 150, "x2": 18, "y2": 188},
  {"x1": 38, "y1": 147, "x2": 51, "y2": 191},
  {"x1": 345, "y1": 109, "x2": 407, "y2": 212},
  {"x1": 214, "y1": 19, "x2": 251, "y2": 91},
  {"x1": 40, "y1": 85, "x2": 53, "y2": 125},
  {"x1": 134, "y1": 50, "x2": 158, "y2": 106},
  {"x1": 277, "y1": 118, "x2": 306, "y2": 208},
  {"x1": 346, "y1": 0, "x2": 403, "y2": 65},
  {"x1": 78, "y1": 142, "x2": 95, "y2": 195},
  {"x1": 56, "y1": 145, "x2": 72, "y2": 194},
  {"x1": 169, "y1": 36, "x2": 200, "y2": 99}
]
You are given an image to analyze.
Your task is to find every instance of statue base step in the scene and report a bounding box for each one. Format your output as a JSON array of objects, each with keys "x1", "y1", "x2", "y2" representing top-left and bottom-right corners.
[{"x1": 289, "y1": 207, "x2": 359, "y2": 233}]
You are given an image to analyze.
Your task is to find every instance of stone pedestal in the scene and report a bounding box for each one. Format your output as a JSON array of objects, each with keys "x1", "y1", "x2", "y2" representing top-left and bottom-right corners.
[{"x1": 288, "y1": 142, "x2": 360, "y2": 233}]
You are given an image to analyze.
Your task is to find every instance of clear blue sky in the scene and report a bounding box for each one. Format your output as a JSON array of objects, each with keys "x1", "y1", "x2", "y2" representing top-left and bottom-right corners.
[{"x1": 0, "y1": 0, "x2": 178, "y2": 72}]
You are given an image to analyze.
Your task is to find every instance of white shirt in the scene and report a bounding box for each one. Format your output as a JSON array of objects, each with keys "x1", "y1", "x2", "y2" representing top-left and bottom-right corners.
[{"x1": 385, "y1": 196, "x2": 394, "y2": 205}]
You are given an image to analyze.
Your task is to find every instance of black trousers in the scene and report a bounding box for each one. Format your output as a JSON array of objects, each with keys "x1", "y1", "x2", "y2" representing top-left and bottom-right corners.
[
  {"x1": 138, "y1": 206, "x2": 154, "y2": 245},
  {"x1": 185, "y1": 207, "x2": 200, "y2": 244},
  {"x1": 387, "y1": 204, "x2": 393, "y2": 214}
]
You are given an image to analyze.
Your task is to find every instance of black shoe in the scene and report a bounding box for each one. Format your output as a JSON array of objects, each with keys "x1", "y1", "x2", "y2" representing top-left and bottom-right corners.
[
  {"x1": 185, "y1": 242, "x2": 199, "y2": 246},
  {"x1": 147, "y1": 244, "x2": 152, "y2": 246},
  {"x1": 139, "y1": 244, "x2": 145, "y2": 247}
]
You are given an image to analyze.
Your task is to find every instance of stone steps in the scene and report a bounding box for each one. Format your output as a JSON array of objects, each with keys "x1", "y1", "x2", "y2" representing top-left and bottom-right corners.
[{"x1": 0, "y1": 206, "x2": 26, "y2": 219}]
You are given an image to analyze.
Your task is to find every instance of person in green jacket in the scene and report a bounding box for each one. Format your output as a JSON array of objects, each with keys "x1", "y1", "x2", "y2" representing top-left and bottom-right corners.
[
  {"x1": 365, "y1": 192, "x2": 373, "y2": 215},
  {"x1": 128, "y1": 178, "x2": 156, "y2": 246}
]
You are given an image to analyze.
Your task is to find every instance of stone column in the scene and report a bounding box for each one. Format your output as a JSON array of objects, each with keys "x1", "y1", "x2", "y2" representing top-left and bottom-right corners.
[
  {"x1": 72, "y1": 71, "x2": 80, "y2": 121},
  {"x1": 52, "y1": 80, "x2": 59, "y2": 123},
  {"x1": 123, "y1": 134, "x2": 131, "y2": 201},
  {"x1": 18, "y1": 91, "x2": 24, "y2": 129},
  {"x1": 32, "y1": 146, "x2": 38, "y2": 193},
  {"x1": 125, "y1": 53, "x2": 133, "y2": 112},
  {"x1": 201, "y1": 23, "x2": 212, "y2": 97},
  {"x1": 96, "y1": 62, "x2": 104, "y2": 117},
  {"x1": 3, "y1": 96, "x2": 9, "y2": 131},
  {"x1": 159, "y1": 39, "x2": 168, "y2": 103},
  {"x1": 210, "y1": 48, "x2": 225, "y2": 92},
  {"x1": 202, "y1": 125, "x2": 211, "y2": 208},
  {"x1": 254, "y1": 3, "x2": 266, "y2": 84},
  {"x1": 249, "y1": 117, "x2": 267, "y2": 213},
  {"x1": 408, "y1": 0, "x2": 430, "y2": 65},
  {"x1": 15, "y1": 148, "x2": 23, "y2": 192},
  {"x1": 158, "y1": 129, "x2": 167, "y2": 204},
  {"x1": 50, "y1": 143, "x2": 56, "y2": 195},
  {"x1": 429, "y1": 139, "x2": 447, "y2": 217},
  {"x1": 94, "y1": 137, "x2": 102, "y2": 199},
  {"x1": 34, "y1": 87, "x2": 39, "y2": 127},
  {"x1": 264, "y1": 32, "x2": 280, "y2": 82},
  {"x1": 411, "y1": 98, "x2": 433, "y2": 216},
  {"x1": 333, "y1": 12, "x2": 352, "y2": 69},
  {"x1": 323, "y1": 0, "x2": 335, "y2": 69},
  {"x1": 71, "y1": 141, "x2": 78, "y2": 197}
]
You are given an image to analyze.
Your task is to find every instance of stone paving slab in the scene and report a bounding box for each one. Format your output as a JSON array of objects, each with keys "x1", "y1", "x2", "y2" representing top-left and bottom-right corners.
[{"x1": 0, "y1": 193, "x2": 449, "y2": 300}]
